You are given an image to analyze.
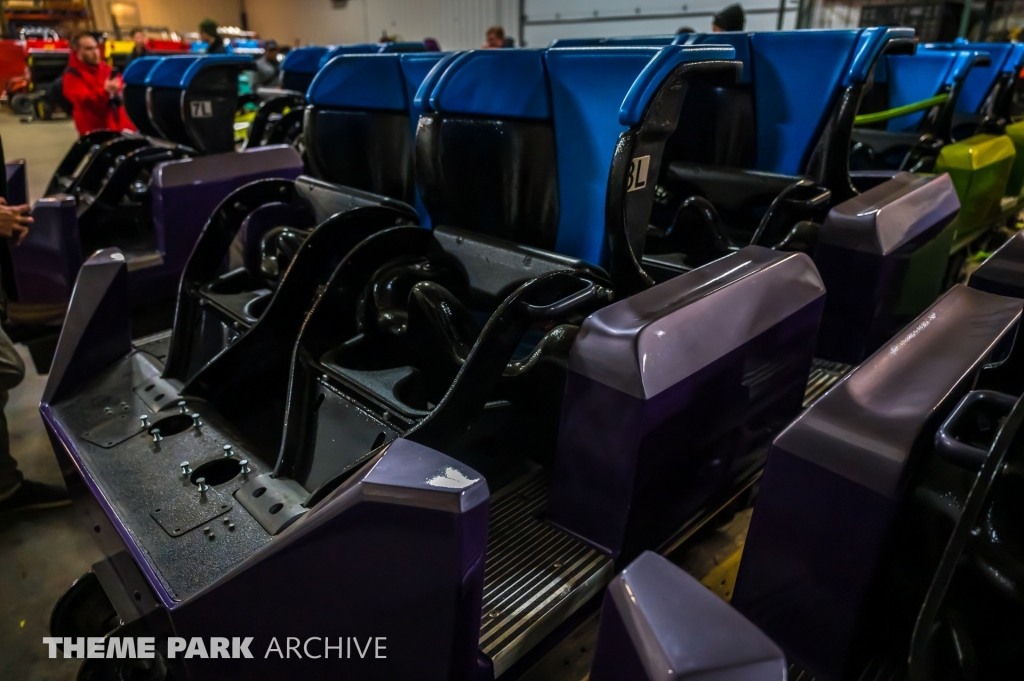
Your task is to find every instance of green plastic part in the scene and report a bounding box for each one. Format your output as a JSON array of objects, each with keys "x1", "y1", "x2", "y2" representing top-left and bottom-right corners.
[
  {"x1": 935, "y1": 134, "x2": 1017, "y2": 249},
  {"x1": 853, "y1": 94, "x2": 949, "y2": 126}
]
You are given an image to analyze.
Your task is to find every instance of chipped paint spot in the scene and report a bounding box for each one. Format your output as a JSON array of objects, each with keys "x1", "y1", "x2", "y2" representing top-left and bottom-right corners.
[{"x1": 426, "y1": 467, "x2": 479, "y2": 489}]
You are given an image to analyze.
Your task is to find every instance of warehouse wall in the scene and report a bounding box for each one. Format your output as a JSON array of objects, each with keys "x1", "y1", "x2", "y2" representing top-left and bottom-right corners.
[
  {"x1": 244, "y1": 0, "x2": 519, "y2": 50},
  {"x1": 94, "y1": 0, "x2": 243, "y2": 35}
]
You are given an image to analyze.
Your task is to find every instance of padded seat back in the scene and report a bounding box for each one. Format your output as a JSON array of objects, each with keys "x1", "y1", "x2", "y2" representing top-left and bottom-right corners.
[
  {"x1": 923, "y1": 42, "x2": 1024, "y2": 116},
  {"x1": 304, "y1": 52, "x2": 447, "y2": 211},
  {"x1": 680, "y1": 29, "x2": 914, "y2": 175},
  {"x1": 122, "y1": 56, "x2": 163, "y2": 136},
  {"x1": 179, "y1": 55, "x2": 254, "y2": 154},
  {"x1": 416, "y1": 49, "x2": 560, "y2": 251},
  {"x1": 881, "y1": 50, "x2": 978, "y2": 132},
  {"x1": 280, "y1": 46, "x2": 328, "y2": 93},
  {"x1": 416, "y1": 45, "x2": 739, "y2": 269},
  {"x1": 146, "y1": 55, "x2": 201, "y2": 146}
]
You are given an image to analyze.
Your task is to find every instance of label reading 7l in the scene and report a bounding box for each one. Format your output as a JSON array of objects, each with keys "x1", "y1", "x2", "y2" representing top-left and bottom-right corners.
[
  {"x1": 190, "y1": 101, "x2": 213, "y2": 119},
  {"x1": 626, "y1": 155, "x2": 650, "y2": 192}
]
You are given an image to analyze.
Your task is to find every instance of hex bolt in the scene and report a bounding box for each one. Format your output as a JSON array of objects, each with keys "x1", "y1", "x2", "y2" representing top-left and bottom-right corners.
[
  {"x1": 223, "y1": 444, "x2": 234, "y2": 458},
  {"x1": 203, "y1": 526, "x2": 210, "y2": 534},
  {"x1": 191, "y1": 413, "x2": 202, "y2": 428},
  {"x1": 177, "y1": 400, "x2": 187, "y2": 414},
  {"x1": 239, "y1": 459, "x2": 250, "y2": 474},
  {"x1": 140, "y1": 415, "x2": 150, "y2": 428},
  {"x1": 180, "y1": 461, "x2": 191, "y2": 476},
  {"x1": 223, "y1": 517, "x2": 230, "y2": 525},
  {"x1": 196, "y1": 477, "x2": 209, "y2": 493},
  {"x1": 151, "y1": 428, "x2": 162, "y2": 443},
  {"x1": 208, "y1": 533, "x2": 216, "y2": 541},
  {"x1": 228, "y1": 524, "x2": 235, "y2": 532}
]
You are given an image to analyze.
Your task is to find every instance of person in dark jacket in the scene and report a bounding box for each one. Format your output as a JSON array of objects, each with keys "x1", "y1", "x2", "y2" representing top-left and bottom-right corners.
[
  {"x1": 62, "y1": 32, "x2": 135, "y2": 136},
  {"x1": 200, "y1": 19, "x2": 228, "y2": 54},
  {"x1": 712, "y1": 4, "x2": 746, "y2": 31},
  {"x1": 128, "y1": 27, "x2": 149, "y2": 63},
  {"x1": 0, "y1": 134, "x2": 70, "y2": 515}
]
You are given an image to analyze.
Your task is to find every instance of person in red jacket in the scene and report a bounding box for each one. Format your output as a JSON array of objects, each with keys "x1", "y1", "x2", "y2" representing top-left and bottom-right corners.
[{"x1": 62, "y1": 32, "x2": 135, "y2": 136}]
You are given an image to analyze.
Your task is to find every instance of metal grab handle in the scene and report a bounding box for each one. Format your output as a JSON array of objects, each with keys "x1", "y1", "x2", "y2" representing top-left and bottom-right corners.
[{"x1": 934, "y1": 390, "x2": 1017, "y2": 471}]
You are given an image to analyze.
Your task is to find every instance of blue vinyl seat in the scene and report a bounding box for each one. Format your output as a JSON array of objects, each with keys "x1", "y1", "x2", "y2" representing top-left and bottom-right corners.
[
  {"x1": 304, "y1": 52, "x2": 447, "y2": 219},
  {"x1": 122, "y1": 56, "x2": 164, "y2": 137},
  {"x1": 144, "y1": 54, "x2": 254, "y2": 153},
  {"x1": 279, "y1": 46, "x2": 329, "y2": 93}
]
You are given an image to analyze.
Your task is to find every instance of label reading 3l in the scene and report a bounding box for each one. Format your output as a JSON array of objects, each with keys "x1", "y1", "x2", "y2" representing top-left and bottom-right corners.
[
  {"x1": 190, "y1": 101, "x2": 213, "y2": 119},
  {"x1": 626, "y1": 155, "x2": 650, "y2": 192}
]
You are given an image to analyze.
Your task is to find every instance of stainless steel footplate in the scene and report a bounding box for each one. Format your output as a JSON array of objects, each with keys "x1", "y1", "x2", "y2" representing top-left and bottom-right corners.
[
  {"x1": 804, "y1": 358, "x2": 854, "y2": 407},
  {"x1": 480, "y1": 470, "x2": 613, "y2": 677}
]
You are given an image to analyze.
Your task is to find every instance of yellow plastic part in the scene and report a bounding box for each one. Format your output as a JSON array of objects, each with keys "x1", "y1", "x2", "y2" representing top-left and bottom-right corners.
[
  {"x1": 1004, "y1": 120, "x2": 1024, "y2": 197},
  {"x1": 935, "y1": 134, "x2": 1016, "y2": 247},
  {"x1": 700, "y1": 547, "x2": 743, "y2": 602}
]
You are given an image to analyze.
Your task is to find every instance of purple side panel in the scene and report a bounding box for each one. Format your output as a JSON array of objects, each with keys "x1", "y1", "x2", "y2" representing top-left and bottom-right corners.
[
  {"x1": 169, "y1": 439, "x2": 490, "y2": 681},
  {"x1": 969, "y1": 227, "x2": 1024, "y2": 298},
  {"x1": 813, "y1": 172, "x2": 960, "y2": 364},
  {"x1": 548, "y1": 247, "x2": 825, "y2": 563},
  {"x1": 132, "y1": 145, "x2": 303, "y2": 307},
  {"x1": 42, "y1": 248, "x2": 132, "y2": 404},
  {"x1": 5, "y1": 160, "x2": 27, "y2": 204},
  {"x1": 14, "y1": 196, "x2": 81, "y2": 306},
  {"x1": 732, "y1": 285, "x2": 1023, "y2": 679},
  {"x1": 591, "y1": 552, "x2": 785, "y2": 681}
]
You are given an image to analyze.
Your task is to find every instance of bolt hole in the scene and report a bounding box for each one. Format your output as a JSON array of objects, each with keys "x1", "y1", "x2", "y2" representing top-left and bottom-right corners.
[
  {"x1": 253, "y1": 487, "x2": 266, "y2": 498},
  {"x1": 93, "y1": 525, "x2": 100, "y2": 533},
  {"x1": 154, "y1": 508, "x2": 161, "y2": 513},
  {"x1": 174, "y1": 528, "x2": 181, "y2": 533},
  {"x1": 134, "y1": 592, "x2": 142, "y2": 601},
  {"x1": 84, "y1": 431, "x2": 90, "y2": 436},
  {"x1": 154, "y1": 394, "x2": 165, "y2": 402},
  {"x1": 268, "y1": 503, "x2": 283, "y2": 515},
  {"x1": 144, "y1": 385, "x2": 154, "y2": 392},
  {"x1": 189, "y1": 458, "x2": 242, "y2": 486}
]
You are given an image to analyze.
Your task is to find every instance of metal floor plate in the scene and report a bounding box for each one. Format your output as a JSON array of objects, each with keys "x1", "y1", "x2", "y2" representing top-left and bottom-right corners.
[
  {"x1": 480, "y1": 471, "x2": 613, "y2": 677},
  {"x1": 804, "y1": 358, "x2": 854, "y2": 407}
]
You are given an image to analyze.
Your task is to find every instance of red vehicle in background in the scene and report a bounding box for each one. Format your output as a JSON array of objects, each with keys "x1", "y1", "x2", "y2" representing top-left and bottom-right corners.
[{"x1": 1, "y1": 27, "x2": 70, "y2": 115}]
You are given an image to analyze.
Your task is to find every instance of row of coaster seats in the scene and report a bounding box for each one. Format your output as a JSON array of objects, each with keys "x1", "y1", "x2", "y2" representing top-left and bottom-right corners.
[{"x1": 36, "y1": 28, "x2": 1022, "y2": 681}]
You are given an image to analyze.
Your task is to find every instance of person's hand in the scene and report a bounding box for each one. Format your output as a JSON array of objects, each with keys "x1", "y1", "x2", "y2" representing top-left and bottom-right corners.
[
  {"x1": 0, "y1": 200, "x2": 32, "y2": 245},
  {"x1": 104, "y1": 77, "x2": 120, "y2": 95}
]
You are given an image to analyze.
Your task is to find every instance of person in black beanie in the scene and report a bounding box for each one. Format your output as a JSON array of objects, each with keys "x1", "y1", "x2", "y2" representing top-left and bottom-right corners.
[{"x1": 713, "y1": 4, "x2": 746, "y2": 31}]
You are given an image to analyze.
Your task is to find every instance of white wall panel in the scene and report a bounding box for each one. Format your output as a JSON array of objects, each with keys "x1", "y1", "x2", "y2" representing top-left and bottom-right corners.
[
  {"x1": 245, "y1": 0, "x2": 519, "y2": 51},
  {"x1": 522, "y1": 0, "x2": 797, "y2": 46}
]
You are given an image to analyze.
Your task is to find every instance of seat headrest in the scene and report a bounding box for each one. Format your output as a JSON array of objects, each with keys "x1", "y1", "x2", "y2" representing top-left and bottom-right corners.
[
  {"x1": 123, "y1": 56, "x2": 162, "y2": 86},
  {"x1": 412, "y1": 52, "x2": 461, "y2": 113},
  {"x1": 307, "y1": 54, "x2": 407, "y2": 111},
  {"x1": 428, "y1": 49, "x2": 552, "y2": 120},
  {"x1": 145, "y1": 55, "x2": 201, "y2": 88},
  {"x1": 318, "y1": 43, "x2": 379, "y2": 70},
  {"x1": 686, "y1": 32, "x2": 753, "y2": 83},
  {"x1": 180, "y1": 54, "x2": 253, "y2": 88},
  {"x1": 281, "y1": 46, "x2": 328, "y2": 74}
]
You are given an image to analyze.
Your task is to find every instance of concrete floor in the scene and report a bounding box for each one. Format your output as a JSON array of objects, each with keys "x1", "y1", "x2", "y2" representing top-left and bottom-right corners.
[{"x1": 0, "y1": 110, "x2": 98, "y2": 681}]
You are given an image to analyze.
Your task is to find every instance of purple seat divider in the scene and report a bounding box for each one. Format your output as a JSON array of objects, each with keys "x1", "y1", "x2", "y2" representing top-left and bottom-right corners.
[
  {"x1": 591, "y1": 551, "x2": 785, "y2": 681},
  {"x1": 813, "y1": 171, "x2": 960, "y2": 364},
  {"x1": 969, "y1": 226, "x2": 1024, "y2": 299},
  {"x1": 547, "y1": 245, "x2": 826, "y2": 564},
  {"x1": 731, "y1": 285, "x2": 1023, "y2": 679}
]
